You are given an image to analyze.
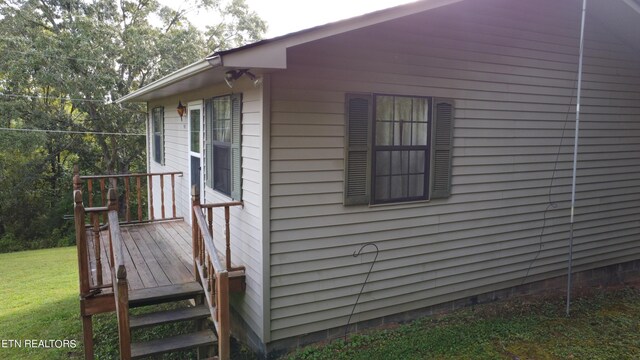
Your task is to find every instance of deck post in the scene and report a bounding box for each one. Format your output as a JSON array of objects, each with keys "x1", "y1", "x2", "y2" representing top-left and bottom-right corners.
[
  {"x1": 224, "y1": 206, "x2": 231, "y2": 271},
  {"x1": 74, "y1": 191, "x2": 90, "y2": 296},
  {"x1": 191, "y1": 185, "x2": 201, "y2": 282},
  {"x1": 74, "y1": 189, "x2": 95, "y2": 359},
  {"x1": 73, "y1": 165, "x2": 81, "y2": 191},
  {"x1": 217, "y1": 271, "x2": 230, "y2": 360},
  {"x1": 114, "y1": 273, "x2": 130, "y2": 359},
  {"x1": 82, "y1": 314, "x2": 94, "y2": 360},
  {"x1": 107, "y1": 188, "x2": 118, "y2": 267},
  {"x1": 107, "y1": 188, "x2": 118, "y2": 211}
]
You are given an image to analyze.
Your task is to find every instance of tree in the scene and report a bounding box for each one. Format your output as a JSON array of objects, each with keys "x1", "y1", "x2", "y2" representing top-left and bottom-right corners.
[{"x1": 0, "y1": 0, "x2": 266, "y2": 251}]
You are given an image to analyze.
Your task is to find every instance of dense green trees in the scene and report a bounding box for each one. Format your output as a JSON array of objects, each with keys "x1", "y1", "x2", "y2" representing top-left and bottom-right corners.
[{"x1": 0, "y1": 0, "x2": 265, "y2": 251}]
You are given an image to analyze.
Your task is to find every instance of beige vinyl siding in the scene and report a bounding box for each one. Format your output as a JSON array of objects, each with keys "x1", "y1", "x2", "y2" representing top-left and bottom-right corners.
[
  {"x1": 147, "y1": 104, "x2": 188, "y2": 220},
  {"x1": 268, "y1": 0, "x2": 640, "y2": 340},
  {"x1": 149, "y1": 79, "x2": 265, "y2": 341},
  {"x1": 203, "y1": 83, "x2": 265, "y2": 340}
]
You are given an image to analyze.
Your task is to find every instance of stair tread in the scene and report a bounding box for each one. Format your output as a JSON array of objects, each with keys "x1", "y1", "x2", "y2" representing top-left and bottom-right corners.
[
  {"x1": 129, "y1": 282, "x2": 203, "y2": 307},
  {"x1": 130, "y1": 305, "x2": 211, "y2": 329},
  {"x1": 131, "y1": 329, "x2": 216, "y2": 359}
]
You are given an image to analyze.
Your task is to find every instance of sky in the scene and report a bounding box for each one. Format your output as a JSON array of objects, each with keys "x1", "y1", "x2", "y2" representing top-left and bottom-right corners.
[
  {"x1": 243, "y1": 0, "x2": 418, "y2": 38},
  {"x1": 161, "y1": 0, "x2": 419, "y2": 39}
]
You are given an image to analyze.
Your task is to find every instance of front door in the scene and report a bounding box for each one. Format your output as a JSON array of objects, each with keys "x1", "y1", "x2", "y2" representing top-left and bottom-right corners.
[{"x1": 188, "y1": 102, "x2": 203, "y2": 212}]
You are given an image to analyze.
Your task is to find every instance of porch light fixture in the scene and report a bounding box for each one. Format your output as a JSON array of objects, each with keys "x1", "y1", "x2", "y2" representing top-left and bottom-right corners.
[
  {"x1": 177, "y1": 100, "x2": 187, "y2": 120},
  {"x1": 224, "y1": 69, "x2": 261, "y2": 88}
]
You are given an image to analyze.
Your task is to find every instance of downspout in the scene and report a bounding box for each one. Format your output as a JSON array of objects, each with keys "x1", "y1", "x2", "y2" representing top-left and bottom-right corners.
[{"x1": 566, "y1": 0, "x2": 587, "y2": 317}]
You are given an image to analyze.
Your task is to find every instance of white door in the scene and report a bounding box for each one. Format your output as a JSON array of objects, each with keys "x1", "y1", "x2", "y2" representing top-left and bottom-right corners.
[{"x1": 188, "y1": 102, "x2": 204, "y2": 220}]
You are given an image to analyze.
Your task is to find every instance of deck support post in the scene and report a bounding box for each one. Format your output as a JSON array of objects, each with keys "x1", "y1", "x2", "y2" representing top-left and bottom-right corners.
[
  {"x1": 191, "y1": 185, "x2": 201, "y2": 283},
  {"x1": 217, "y1": 271, "x2": 230, "y2": 360},
  {"x1": 81, "y1": 314, "x2": 94, "y2": 360}
]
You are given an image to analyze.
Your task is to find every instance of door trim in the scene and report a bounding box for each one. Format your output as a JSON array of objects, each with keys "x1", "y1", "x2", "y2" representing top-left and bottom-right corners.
[{"x1": 187, "y1": 101, "x2": 203, "y2": 223}]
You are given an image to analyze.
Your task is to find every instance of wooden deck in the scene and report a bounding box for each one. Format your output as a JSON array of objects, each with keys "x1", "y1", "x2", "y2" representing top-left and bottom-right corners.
[{"x1": 87, "y1": 220, "x2": 195, "y2": 291}]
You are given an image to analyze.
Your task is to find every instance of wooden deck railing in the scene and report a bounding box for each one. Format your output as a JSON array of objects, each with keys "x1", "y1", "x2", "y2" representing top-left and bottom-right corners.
[
  {"x1": 73, "y1": 186, "x2": 129, "y2": 359},
  {"x1": 74, "y1": 189, "x2": 114, "y2": 294},
  {"x1": 73, "y1": 166, "x2": 182, "y2": 224},
  {"x1": 106, "y1": 189, "x2": 131, "y2": 359},
  {"x1": 191, "y1": 185, "x2": 243, "y2": 360}
]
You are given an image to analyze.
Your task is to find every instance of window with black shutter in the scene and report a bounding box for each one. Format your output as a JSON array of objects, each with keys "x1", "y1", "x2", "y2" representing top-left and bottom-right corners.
[{"x1": 344, "y1": 93, "x2": 454, "y2": 205}]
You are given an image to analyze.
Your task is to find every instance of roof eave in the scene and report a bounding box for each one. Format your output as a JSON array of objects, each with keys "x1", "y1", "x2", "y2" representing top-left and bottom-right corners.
[{"x1": 116, "y1": 59, "x2": 215, "y2": 103}]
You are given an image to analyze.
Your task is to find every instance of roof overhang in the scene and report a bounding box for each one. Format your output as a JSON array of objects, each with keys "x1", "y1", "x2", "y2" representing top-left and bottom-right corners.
[{"x1": 116, "y1": 59, "x2": 216, "y2": 103}]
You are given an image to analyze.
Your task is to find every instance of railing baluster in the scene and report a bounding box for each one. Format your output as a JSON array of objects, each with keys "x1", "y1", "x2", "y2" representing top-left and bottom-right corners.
[
  {"x1": 88, "y1": 179, "x2": 94, "y2": 208},
  {"x1": 171, "y1": 173, "x2": 176, "y2": 218},
  {"x1": 207, "y1": 208, "x2": 213, "y2": 236},
  {"x1": 207, "y1": 255, "x2": 213, "y2": 292},
  {"x1": 137, "y1": 176, "x2": 142, "y2": 222},
  {"x1": 100, "y1": 179, "x2": 106, "y2": 224},
  {"x1": 160, "y1": 174, "x2": 166, "y2": 219},
  {"x1": 92, "y1": 213, "x2": 102, "y2": 286},
  {"x1": 124, "y1": 176, "x2": 131, "y2": 223},
  {"x1": 200, "y1": 232, "x2": 205, "y2": 267},
  {"x1": 148, "y1": 174, "x2": 154, "y2": 221},
  {"x1": 225, "y1": 206, "x2": 231, "y2": 271}
]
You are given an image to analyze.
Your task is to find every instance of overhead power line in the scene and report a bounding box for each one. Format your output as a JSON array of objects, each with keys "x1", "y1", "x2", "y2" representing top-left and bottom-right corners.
[
  {"x1": 4, "y1": 49, "x2": 140, "y2": 67},
  {"x1": 0, "y1": 93, "x2": 110, "y2": 103},
  {"x1": 0, "y1": 127, "x2": 145, "y2": 136}
]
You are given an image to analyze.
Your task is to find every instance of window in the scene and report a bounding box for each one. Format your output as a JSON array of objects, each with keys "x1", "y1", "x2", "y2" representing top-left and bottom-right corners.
[
  {"x1": 151, "y1": 107, "x2": 164, "y2": 165},
  {"x1": 190, "y1": 108, "x2": 200, "y2": 153},
  {"x1": 373, "y1": 95, "x2": 430, "y2": 203},
  {"x1": 205, "y1": 94, "x2": 242, "y2": 200},
  {"x1": 344, "y1": 93, "x2": 454, "y2": 206}
]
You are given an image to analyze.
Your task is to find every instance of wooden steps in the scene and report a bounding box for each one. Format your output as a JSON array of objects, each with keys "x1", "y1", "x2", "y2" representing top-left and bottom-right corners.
[
  {"x1": 128, "y1": 281, "x2": 216, "y2": 358},
  {"x1": 130, "y1": 305, "x2": 211, "y2": 329},
  {"x1": 129, "y1": 282, "x2": 203, "y2": 307},
  {"x1": 130, "y1": 330, "x2": 216, "y2": 359}
]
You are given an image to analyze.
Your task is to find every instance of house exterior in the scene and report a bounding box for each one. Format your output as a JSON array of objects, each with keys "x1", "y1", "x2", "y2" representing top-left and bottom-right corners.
[{"x1": 118, "y1": 0, "x2": 640, "y2": 356}]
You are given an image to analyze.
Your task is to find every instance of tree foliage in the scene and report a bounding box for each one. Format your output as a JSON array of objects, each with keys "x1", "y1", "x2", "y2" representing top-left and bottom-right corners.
[{"x1": 0, "y1": 0, "x2": 265, "y2": 251}]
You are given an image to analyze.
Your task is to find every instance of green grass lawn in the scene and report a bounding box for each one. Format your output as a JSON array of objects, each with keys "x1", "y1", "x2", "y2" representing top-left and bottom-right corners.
[
  {"x1": 286, "y1": 286, "x2": 640, "y2": 360},
  {"x1": 0, "y1": 247, "x2": 83, "y2": 359},
  {"x1": 0, "y1": 247, "x2": 252, "y2": 360},
  {"x1": 2, "y1": 247, "x2": 640, "y2": 360}
]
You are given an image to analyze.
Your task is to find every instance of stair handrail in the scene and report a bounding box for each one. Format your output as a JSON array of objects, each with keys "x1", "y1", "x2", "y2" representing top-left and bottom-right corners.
[
  {"x1": 191, "y1": 185, "x2": 243, "y2": 360},
  {"x1": 106, "y1": 188, "x2": 131, "y2": 359}
]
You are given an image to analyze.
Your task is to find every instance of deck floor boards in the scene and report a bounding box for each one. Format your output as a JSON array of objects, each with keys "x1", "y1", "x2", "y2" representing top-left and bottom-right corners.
[
  {"x1": 138, "y1": 225, "x2": 189, "y2": 285},
  {"x1": 85, "y1": 220, "x2": 195, "y2": 291},
  {"x1": 129, "y1": 229, "x2": 172, "y2": 287}
]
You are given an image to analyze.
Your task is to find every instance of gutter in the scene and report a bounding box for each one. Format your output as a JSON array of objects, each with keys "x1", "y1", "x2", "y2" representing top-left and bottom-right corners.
[{"x1": 115, "y1": 59, "x2": 218, "y2": 103}]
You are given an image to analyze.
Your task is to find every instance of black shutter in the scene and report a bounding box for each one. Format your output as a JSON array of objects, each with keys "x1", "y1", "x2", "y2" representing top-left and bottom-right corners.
[
  {"x1": 205, "y1": 99, "x2": 213, "y2": 189},
  {"x1": 430, "y1": 98, "x2": 455, "y2": 199},
  {"x1": 344, "y1": 93, "x2": 372, "y2": 205},
  {"x1": 230, "y1": 93, "x2": 242, "y2": 201}
]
